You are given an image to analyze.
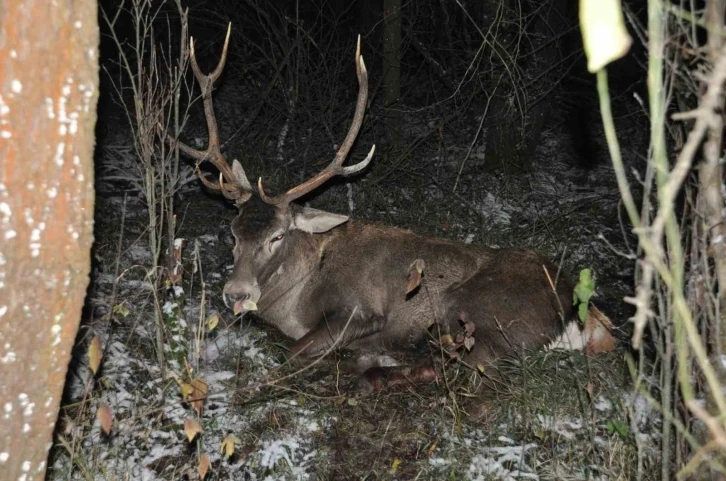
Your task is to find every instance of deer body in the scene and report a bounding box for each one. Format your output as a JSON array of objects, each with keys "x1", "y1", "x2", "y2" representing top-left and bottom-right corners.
[
  {"x1": 225, "y1": 202, "x2": 573, "y2": 368},
  {"x1": 173, "y1": 30, "x2": 611, "y2": 384}
]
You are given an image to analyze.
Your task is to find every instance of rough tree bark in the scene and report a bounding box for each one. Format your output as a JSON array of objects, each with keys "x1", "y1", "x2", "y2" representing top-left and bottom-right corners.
[{"x1": 0, "y1": 1, "x2": 98, "y2": 479}]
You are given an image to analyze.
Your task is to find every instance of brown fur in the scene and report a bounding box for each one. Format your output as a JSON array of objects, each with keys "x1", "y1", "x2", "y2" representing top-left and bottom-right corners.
[{"x1": 225, "y1": 210, "x2": 575, "y2": 370}]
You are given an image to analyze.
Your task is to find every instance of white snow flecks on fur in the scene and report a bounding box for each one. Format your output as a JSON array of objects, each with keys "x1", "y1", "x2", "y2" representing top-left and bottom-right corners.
[{"x1": 546, "y1": 320, "x2": 588, "y2": 352}]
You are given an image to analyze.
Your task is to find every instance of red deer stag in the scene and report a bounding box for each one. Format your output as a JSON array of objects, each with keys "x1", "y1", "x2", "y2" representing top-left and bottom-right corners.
[{"x1": 173, "y1": 27, "x2": 614, "y2": 389}]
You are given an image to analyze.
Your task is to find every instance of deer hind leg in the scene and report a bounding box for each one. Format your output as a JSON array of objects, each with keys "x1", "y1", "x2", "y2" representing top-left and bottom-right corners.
[{"x1": 353, "y1": 364, "x2": 440, "y2": 393}]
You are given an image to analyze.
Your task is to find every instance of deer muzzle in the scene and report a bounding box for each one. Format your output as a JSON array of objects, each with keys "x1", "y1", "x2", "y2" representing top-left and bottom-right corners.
[{"x1": 222, "y1": 280, "x2": 261, "y2": 316}]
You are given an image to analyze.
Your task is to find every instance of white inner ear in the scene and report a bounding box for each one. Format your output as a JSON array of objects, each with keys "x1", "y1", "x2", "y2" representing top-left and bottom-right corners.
[{"x1": 293, "y1": 207, "x2": 349, "y2": 233}]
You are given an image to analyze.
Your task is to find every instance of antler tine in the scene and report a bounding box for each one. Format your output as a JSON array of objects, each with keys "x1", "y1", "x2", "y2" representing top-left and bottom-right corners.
[
  {"x1": 258, "y1": 35, "x2": 375, "y2": 206},
  {"x1": 210, "y1": 23, "x2": 231, "y2": 81},
  {"x1": 171, "y1": 24, "x2": 252, "y2": 201}
]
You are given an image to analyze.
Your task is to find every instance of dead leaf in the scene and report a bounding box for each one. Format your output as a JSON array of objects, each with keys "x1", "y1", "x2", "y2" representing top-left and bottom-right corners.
[
  {"x1": 198, "y1": 453, "x2": 211, "y2": 479},
  {"x1": 189, "y1": 378, "x2": 208, "y2": 415},
  {"x1": 476, "y1": 363, "x2": 486, "y2": 374},
  {"x1": 206, "y1": 312, "x2": 219, "y2": 332},
  {"x1": 405, "y1": 258, "x2": 426, "y2": 294},
  {"x1": 463, "y1": 336, "x2": 475, "y2": 351},
  {"x1": 583, "y1": 305, "x2": 616, "y2": 355},
  {"x1": 426, "y1": 440, "x2": 438, "y2": 456},
  {"x1": 584, "y1": 382, "x2": 594, "y2": 399},
  {"x1": 88, "y1": 336, "x2": 103, "y2": 375},
  {"x1": 220, "y1": 433, "x2": 240, "y2": 459},
  {"x1": 97, "y1": 403, "x2": 112, "y2": 435},
  {"x1": 463, "y1": 320, "x2": 475, "y2": 337},
  {"x1": 389, "y1": 458, "x2": 402, "y2": 474},
  {"x1": 233, "y1": 299, "x2": 257, "y2": 315},
  {"x1": 180, "y1": 382, "x2": 193, "y2": 400},
  {"x1": 184, "y1": 417, "x2": 203, "y2": 442},
  {"x1": 439, "y1": 334, "x2": 454, "y2": 346},
  {"x1": 242, "y1": 299, "x2": 257, "y2": 311}
]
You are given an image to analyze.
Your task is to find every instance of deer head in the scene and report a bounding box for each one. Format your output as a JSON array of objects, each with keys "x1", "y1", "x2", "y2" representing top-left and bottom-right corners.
[{"x1": 170, "y1": 26, "x2": 374, "y2": 317}]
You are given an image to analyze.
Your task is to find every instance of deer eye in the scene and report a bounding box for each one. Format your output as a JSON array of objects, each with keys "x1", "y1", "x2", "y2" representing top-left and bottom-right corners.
[{"x1": 270, "y1": 233, "x2": 284, "y2": 244}]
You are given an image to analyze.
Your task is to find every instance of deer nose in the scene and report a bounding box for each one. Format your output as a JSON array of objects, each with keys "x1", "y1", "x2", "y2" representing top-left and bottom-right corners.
[{"x1": 222, "y1": 290, "x2": 250, "y2": 308}]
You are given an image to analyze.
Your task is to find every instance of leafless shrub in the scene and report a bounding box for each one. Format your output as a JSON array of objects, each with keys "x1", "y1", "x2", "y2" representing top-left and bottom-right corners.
[
  {"x1": 102, "y1": 0, "x2": 195, "y2": 375},
  {"x1": 597, "y1": 1, "x2": 726, "y2": 479}
]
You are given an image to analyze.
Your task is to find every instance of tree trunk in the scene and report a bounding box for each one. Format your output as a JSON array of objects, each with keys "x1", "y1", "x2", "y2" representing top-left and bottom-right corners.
[
  {"x1": 0, "y1": 1, "x2": 98, "y2": 478},
  {"x1": 383, "y1": 0, "x2": 402, "y2": 147}
]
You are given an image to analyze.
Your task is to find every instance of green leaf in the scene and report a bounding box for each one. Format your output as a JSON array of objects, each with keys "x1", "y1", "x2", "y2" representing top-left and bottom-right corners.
[
  {"x1": 578, "y1": 302, "x2": 589, "y2": 324},
  {"x1": 580, "y1": 0, "x2": 633, "y2": 72},
  {"x1": 606, "y1": 419, "x2": 630, "y2": 438},
  {"x1": 573, "y1": 268, "x2": 596, "y2": 323}
]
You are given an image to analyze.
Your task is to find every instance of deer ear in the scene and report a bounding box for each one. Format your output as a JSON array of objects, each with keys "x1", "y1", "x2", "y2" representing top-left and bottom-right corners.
[{"x1": 293, "y1": 207, "x2": 349, "y2": 233}]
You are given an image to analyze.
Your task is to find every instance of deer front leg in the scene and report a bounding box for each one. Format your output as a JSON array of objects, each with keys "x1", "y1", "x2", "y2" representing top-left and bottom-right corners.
[{"x1": 288, "y1": 310, "x2": 387, "y2": 360}]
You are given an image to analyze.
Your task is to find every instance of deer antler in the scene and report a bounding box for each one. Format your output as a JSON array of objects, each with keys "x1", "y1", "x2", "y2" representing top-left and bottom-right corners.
[
  {"x1": 166, "y1": 23, "x2": 252, "y2": 202},
  {"x1": 258, "y1": 35, "x2": 375, "y2": 206}
]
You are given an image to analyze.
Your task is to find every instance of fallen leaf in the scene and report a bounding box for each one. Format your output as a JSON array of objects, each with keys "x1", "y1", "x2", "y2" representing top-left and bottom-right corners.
[
  {"x1": 463, "y1": 336, "x2": 475, "y2": 351},
  {"x1": 220, "y1": 434, "x2": 240, "y2": 458},
  {"x1": 97, "y1": 403, "x2": 112, "y2": 435},
  {"x1": 233, "y1": 299, "x2": 258, "y2": 315},
  {"x1": 389, "y1": 458, "x2": 402, "y2": 474},
  {"x1": 198, "y1": 453, "x2": 211, "y2": 479},
  {"x1": 112, "y1": 303, "x2": 130, "y2": 318},
  {"x1": 584, "y1": 382, "x2": 594, "y2": 399},
  {"x1": 179, "y1": 382, "x2": 193, "y2": 400},
  {"x1": 88, "y1": 336, "x2": 103, "y2": 375},
  {"x1": 242, "y1": 299, "x2": 257, "y2": 311},
  {"x1": 439, "y1": 334, "x2": 454, "y2": 346},
  {"x1": 426, "y1": 440, "x2": 438, "y2": 456},
  {"x1": 463, "y1": 320, "x2": 475, "y2": 337},
  {"x1": 184, "y1": 417, "x2": 203, "y2": 442},
  {"x1": 206, "y1": 312, "x2": 219, "y2": 332},
  {"x1": 405, "y1": 259, "x2": 426, "y2": 294},
  {"x1": 476, "y1": 363, "x2": 486, "y2": 374},
  {"x1": 189, "y1": 378, "x2": 208, "y2": 415}
]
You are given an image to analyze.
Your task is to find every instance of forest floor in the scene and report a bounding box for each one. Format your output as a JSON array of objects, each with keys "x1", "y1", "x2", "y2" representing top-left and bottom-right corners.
[{"x1": 47, "y1": 82, "x2": 659, "y2": 481}]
